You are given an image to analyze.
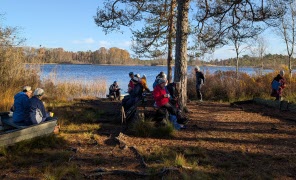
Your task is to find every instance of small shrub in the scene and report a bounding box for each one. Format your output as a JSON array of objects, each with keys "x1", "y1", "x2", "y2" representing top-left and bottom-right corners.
[
  {"x1": 175, "y1": 153, "x2": 186, "y2": 167},
  {"x1": 132, "y1": 120, "x2": 154, "y2": 137},
  {"x1": 131, "y1": 120, "x2": 174, "y2": 138}
]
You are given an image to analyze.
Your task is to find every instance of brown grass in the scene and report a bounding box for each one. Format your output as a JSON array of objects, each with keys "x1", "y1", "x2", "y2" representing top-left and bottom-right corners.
[
  {"x1": 187, "y1": 65, "x2": 296, "y2": 103},
  {"x1": 0, "y1": 99, "x2": 295, "y2": 179}
]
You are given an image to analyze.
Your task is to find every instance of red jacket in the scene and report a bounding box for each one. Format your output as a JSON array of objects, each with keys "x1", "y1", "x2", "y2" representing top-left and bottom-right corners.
[{"x1": 153, "y1": 85, "x2": 169, "y2": 107}]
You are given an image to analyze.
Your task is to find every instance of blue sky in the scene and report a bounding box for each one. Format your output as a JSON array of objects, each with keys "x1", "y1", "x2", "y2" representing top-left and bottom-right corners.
[{"x1": 0, "y1": 0, "x2": 288, "y2": 60}]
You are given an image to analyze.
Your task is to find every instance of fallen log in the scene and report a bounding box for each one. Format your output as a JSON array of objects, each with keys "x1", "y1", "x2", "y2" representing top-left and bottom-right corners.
[{"x1": 88, "y1": 167, "x2": 180, "y2": 178}]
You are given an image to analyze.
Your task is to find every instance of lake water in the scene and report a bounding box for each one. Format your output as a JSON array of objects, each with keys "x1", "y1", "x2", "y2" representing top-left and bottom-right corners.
[{"x1": 40, "y1": 64, "x2": 273, "y2": 93}]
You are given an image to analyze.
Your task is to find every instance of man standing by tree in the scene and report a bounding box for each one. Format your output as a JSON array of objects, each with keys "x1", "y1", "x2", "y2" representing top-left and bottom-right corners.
[{"x1": 194, "y1": 66, "x2": 205, "y2": 102}]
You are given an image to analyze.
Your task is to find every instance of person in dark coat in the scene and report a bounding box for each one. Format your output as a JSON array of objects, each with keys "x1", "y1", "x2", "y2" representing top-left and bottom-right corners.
[
  {"x1": 26, "y1": 88, "x2": 56, "y2": 125},
  {"x1": 166, "y1": 82, "x2": 180, "y2": 108},
  {"x1": 194, "y1": 66, "x2": 205, "y2": 101},
  {"x1": 271, "y1": 70, "x2": 286, "y2": 101},
  {"x1": 12, "y1": 86, "x2": 33, "y2": 125},
  {"x1": 122, "y1": 77, "x2": 143, "y2": 111},
  {"x1": 109, "y1": 81, "x2": 121, "y2": 100}
]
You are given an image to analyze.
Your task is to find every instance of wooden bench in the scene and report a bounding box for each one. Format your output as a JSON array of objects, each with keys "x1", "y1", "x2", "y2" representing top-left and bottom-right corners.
[
  {"x1": 106, "y1": 94, "x2": 115, "y2": 101},
  {"x1": 107, "y1": 94, "x2": 125, "y2": 101},
  {"x1": 121, "y1": 92, "x2": 156, "y2": 124},
  {"x1": 1, "y1": 118, "x2": 28, "y2": 129},
  {"x1": 0, "y1": 115, "x2": 58, "y2": 147}
]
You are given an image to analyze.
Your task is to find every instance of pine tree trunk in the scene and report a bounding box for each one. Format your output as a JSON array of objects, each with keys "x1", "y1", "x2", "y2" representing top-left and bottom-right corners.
[
  {"x1": 174, "y1": 0, "x2": 190, "y2": 110},
  {"x1": 167, "y1": 0, "x2": 176, "y2": 83}
]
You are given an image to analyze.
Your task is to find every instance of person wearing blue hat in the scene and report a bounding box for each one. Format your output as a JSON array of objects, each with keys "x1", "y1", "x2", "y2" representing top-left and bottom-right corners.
[{"x1": 109, "y1": 81, "x2": 121, "y2": 100}]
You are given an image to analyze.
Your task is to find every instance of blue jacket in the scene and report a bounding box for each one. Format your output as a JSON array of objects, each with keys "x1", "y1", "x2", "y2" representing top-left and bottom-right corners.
[
  {"x1": 27, "y1": 96, "x2": 48, "y2": 125},
  {"x1": 12, "y1": 92, "x2": 30, "y2": 123}
]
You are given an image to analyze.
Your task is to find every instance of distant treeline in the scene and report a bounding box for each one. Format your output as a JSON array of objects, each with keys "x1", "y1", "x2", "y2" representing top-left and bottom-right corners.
[
  {"x1": 203, "y1": 54, "x2": 294, "y2": 69},
  {"x1": 21, "y1": 46, "x2": 167, "y2": 65},
  {"x1": 18, "y1": 46, "x2": 294, "y2": 68}
]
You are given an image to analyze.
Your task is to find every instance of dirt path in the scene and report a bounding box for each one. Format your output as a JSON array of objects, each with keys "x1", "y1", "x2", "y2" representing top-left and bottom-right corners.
[
  {"x1": 76, "y1": 100, "x2": 296, "y2": 179},
  {"x1": 1, "y1": 100, "x2": 295, "y2": 179}
]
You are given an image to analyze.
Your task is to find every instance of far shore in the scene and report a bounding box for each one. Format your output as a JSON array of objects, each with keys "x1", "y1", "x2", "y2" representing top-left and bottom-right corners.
[{"x1": 24, "y1": 63, "x2": 282, "y2": 70}]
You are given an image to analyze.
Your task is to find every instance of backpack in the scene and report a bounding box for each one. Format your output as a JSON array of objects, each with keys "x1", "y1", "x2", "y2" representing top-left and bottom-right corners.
[{"x1": 271, "y1": 80, "x2": 281, "y2": 91}]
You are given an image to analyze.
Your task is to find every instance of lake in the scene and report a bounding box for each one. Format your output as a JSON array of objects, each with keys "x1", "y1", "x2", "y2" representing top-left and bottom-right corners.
[{"x1": 40, "y1": 64, "x2": 273, "y2": 93}]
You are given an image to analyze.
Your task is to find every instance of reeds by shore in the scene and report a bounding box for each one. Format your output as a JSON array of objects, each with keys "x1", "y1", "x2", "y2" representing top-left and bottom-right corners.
[{"x1": 0, "y1": 49, "x2": 107, "y2": 111}]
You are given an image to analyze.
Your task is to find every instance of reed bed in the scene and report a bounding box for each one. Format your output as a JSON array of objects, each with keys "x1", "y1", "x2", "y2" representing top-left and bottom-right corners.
[
  {"x1": 187, "y1": 65, "x2": 296, "y2": 103},
  {"x1": 0, "y1": 62, "x2": 107, "y2": 111}
]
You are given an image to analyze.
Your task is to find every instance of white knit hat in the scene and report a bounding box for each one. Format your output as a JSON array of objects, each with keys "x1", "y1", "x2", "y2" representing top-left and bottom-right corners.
[
  {"x1": 34, "y1": 88, "x2": 44, "y2": 96},
  {"x1": 132, "y1": 77, "x2": 139, "y2": 82},
  {"x1": 158, "y1": 78, "x2": 167, "y2": 84},
  {"x1": 23, "y1": 86, "x2": 32, "y2": 92},
  {"x1": 195, "y1": 66, "x2": 200, "y2": 71}
]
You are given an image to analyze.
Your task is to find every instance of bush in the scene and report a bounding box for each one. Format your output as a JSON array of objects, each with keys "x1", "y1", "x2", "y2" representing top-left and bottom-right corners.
[
  {"x1": 131, "y1": 120, "x2": 174, "y2": 138},
  {"x1": 187, "y1": 67, "x2": 296, "y2": 102}
]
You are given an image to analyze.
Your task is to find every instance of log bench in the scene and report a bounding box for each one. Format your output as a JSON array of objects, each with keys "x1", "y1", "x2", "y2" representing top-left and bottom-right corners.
[{"x1": 121, "y1": 92, "x2": 156, "y2": 124}]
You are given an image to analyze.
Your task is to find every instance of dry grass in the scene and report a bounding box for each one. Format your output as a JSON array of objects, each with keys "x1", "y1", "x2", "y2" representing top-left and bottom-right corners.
[
  {"x1": 0, "y1": 65, "x2": 107, "y2": 111},
  {"x1": 187, "y1": 65, "x2": 296, "y2": 103},
  {"x1": 0, "y1": 99, "x2": 295, "y2": 179}
]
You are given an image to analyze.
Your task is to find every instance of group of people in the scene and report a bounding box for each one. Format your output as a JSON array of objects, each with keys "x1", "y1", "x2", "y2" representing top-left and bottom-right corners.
[
  {"x1": 11, "y1": 86, "x2": 56, "y2": 126},
  {"x1": 118, "y1": 70, "x2": 190, "y2": 127},
  {"x1": 108, "y1": 72, "x2": 150, "y2": 101},
  {"x1": 113, "y1": 66, "x2": 286, "y2": 129}
]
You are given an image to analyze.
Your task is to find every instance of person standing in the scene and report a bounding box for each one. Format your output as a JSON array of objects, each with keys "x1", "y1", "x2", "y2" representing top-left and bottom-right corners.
[
  {"x1": 109, "y1": 81, "x2": 121, "y2": 100},
  {"x1": 271, "y1": 70, "x2": 286, "y2": 101},
  {"x1": 194, "y1": 66, "x2": 205, "y2": 101},
  {"x1": 12, "y1": 86, "x2": 33, "y2": 125}
]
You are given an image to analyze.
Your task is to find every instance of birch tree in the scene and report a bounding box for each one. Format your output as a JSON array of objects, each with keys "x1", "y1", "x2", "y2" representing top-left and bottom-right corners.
[{"x1": 275, "y1": 0, "x2": 296, "y2": 76}]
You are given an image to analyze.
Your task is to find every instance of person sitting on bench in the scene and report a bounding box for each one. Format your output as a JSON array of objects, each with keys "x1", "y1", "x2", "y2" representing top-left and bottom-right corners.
[
  {"x1": 27, "y1": 88, "x2": 56, "y2": 125},
  {"x1": 12, "y1": 86, "x2": 33, "y2": 125},
  {"x1": 153, "y1": 79, "x2": 188, "y2": 126},
  {"x1": 109, "y1": 81, "x2": 121, "y2": 100},
  {"x1": 153, "y1": 78, "x2": 177, "y2": 117},
  {"x1": 122, "y1": 77, "x2": 143, "y2": 112}
]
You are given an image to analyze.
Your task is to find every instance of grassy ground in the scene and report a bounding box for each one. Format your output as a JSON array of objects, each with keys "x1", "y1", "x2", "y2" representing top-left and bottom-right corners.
[{"x1": 0, "y1": 98, "x2": 295, "y2": 179}]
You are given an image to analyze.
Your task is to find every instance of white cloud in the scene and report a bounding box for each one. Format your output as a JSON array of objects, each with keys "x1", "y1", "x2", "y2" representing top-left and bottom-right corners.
[
  {"x1": 98, "y1": 40, "x2": 111, "y2": 47},
  {"x1": 119, "y1": 40, "x2": 132, "y2": 47},
  {"x1": 72, "y1": 38, "x2": 95, "y2": 44},
  {"x1": 97, "y1": 40, "x2": 132, "y2": 50}
]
